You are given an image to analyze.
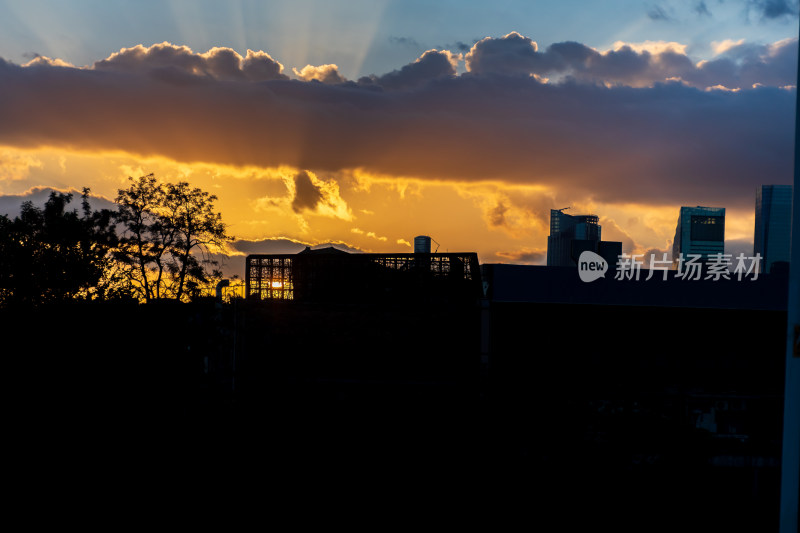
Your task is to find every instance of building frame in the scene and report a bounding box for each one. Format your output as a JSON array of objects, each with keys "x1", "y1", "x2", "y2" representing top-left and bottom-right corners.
[{"x1": 245, "y1": 252, "x2": 481, "y2": 302}]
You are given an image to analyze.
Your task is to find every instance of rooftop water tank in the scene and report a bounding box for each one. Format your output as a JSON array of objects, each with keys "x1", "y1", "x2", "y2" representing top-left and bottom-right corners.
[{"x1": 414, "y1": 235, "x2": 431, "y2": 254}]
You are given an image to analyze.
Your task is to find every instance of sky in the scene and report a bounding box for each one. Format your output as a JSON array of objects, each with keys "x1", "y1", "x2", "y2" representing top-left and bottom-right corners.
[{"x1": 0, "y1": 0, "x2": 798, "y2": 273}]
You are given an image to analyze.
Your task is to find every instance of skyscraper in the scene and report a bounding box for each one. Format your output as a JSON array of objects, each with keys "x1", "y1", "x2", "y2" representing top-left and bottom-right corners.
[
  {"x1": 672, "y1": 206, "x2": 725, "y2": 265},
  {"x1": 754, "y1": 185, "x2": 792, "y2": 273},
  {"x1": 547, "y1": 209, "x2": 600, "y2": 266},
  {"x1": 547, "y1": 208, "x2": 621, "y2": 267}
]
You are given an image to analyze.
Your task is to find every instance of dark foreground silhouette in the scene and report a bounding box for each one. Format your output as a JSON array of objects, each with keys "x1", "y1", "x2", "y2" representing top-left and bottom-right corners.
[{"x1": 3, "y1": 287, "x2": 787, "y2": 530}]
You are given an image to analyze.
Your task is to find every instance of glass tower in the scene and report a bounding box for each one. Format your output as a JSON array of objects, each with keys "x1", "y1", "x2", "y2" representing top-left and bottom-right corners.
[
  {"x1": 672, "y1": 206, "x2": 725, "y2": 266},
  {"x1": 547, "y1": 209, "x2": 601, "y2": 266},
  {"x1": 754, "y1": 185, "x2": 792, "y2": 273}
]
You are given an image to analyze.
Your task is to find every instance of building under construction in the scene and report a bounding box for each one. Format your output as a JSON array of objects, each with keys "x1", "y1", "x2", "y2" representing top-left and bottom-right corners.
[{"x1": 245, "y1": 246, "x2": 482, "y2": 303}]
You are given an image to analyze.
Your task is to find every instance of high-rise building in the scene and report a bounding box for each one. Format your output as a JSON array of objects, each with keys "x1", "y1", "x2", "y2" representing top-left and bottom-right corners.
[
  {"x1": 547, "y1": 209, "x2": 599, "y2": 266},
  {"x1": 672, "y1": 206, "x2": 725, "y2": 265},
  {"x1": 754, "y1": 185, "x2": 792, "y2": 273},
  {"x1": 547, "y1": 209, "x2": 621, "y2": 267}
]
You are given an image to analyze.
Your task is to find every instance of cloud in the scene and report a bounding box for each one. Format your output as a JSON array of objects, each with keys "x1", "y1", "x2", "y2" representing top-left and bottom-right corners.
[
  {"x1": 240, "y1": 50, "x2": 291, "y2": 81},
  {"x1": 0, "y1": 149, "x2": 43, "y2": 182},
  {"x1": 711, "y1": 39, "x2": 746, "y2": 55},
  {"x1": 0, "y1": 186, "x2": 116, "y2": 217},
  {"x1": 292, "y1": 170, "x2": 324, "y2": 212},
  {"x1": 639, "y1": 248, "x2": 673, "y2": 269},
  {"x1": 366, "y1": 231, "x2": 387, "y2": 241},
  {"x1": 694, "y1": 1, "x2": 712, "y2": 16},
  {"x1": 94, "y1": 42, "x2": 288, "y2": 81},
  {"x1": 230, "y1": 237, "x2": 308, "y2": 255},
  {"x1": 613, "y1": 40, "x2": 688, "y2": 56},
  {"x1": 598, "y1": 217, "x2": 638, "y2": 254},
  {"x1": 363, "y1": 49, "x2": 459, "y2": 90},
  {"x1": 459, "y1": 186, "x2": 552, "y2": 238},
  {"x1": 289, "y1": 170, "x2": 352, "y2": 220},
  {"x1": 489, "y1": 201, "x2": 509, "y2": 227},
  {"x1": 0, "y1": 36, "x2": 796, "y2": 211},
  {"x1": 726, "y1": 238, "x2": 755, "y2": 259},
  {"x1": 293, "y1": 64, "x2": 347, "y2": 84},
  {"x1": 230, "y1": 237, "x2": 361, "y2": 255},
  {"x1": 693, "y1": 38, "x2": 798, "y2": 89},
  {"x1": 647, "y1": 5, "x2": 675, "y2": 21},
  {"x1": 495, "y1": 248, "x2": 546, "y2": 264},
  {"x1": 436, "y1": 41, "x2": 475, "y2": 53},
  {"x1": 747, "y1": 0, "x2": 799, "y2": 19},
  {"x1": 350, "y1": 227, "x2": 387, "y2": 241},
  {"x1": 389, "y1": 36, "x2": 421, "y2": 48},
  {"x1": 464, "y1": 32, "x2": 797, "y2": 89},
  {"x1": 465, "y1": 32, "x2": 542, "y2": 75},
  {"x1": 23, "y1": 54, "x2": 75, "y2": 68}
]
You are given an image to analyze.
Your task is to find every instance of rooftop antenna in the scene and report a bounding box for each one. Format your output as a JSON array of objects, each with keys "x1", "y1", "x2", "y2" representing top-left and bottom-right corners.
[
  {"x1": 431, "y1": 238, "x2": 441, "y2": 253},
  {"x1": 556, "y1": 206, "x2": 571, "y2": 212}
]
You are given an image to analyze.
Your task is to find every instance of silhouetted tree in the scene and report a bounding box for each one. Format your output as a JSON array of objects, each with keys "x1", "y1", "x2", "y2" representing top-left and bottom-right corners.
[
  {"x1": 163, "y1": 180, "x2": 231, "y2": 301},
  {"x1": 114, "y1": 174, "x2": 232, "y2": 302},
  {"x1": 0, "y1": 189, "x2": 119, "y2": 306}
]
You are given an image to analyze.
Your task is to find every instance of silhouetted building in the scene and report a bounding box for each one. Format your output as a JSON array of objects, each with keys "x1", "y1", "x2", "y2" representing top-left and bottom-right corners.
[
  {"x1": 547, "y1": 209, "x2": 599, "y2": 266},
  {"x1": 597, "y1": 240, "x2": 623, "y2": 268},
  {"x1": 755, "y1": 185, "x2": 792, "y2": 273},
  {"x1": 546, "y1": 208, "x2": 622, "y2": 267},
  {"x1": 245, "y1": 247, "x2": 481, "y2": 303},
  {"x1": 672, "y1": 206, "x2": 725, "y2": 265}
]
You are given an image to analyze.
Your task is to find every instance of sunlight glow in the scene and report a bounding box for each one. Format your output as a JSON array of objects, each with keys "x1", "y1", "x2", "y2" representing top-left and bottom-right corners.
[{"x1": 611, "y1": 40, "x2": 688, "y2": 56}]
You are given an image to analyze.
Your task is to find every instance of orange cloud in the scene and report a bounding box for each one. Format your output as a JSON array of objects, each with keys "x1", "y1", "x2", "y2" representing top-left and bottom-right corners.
[
  {"x1": 0, "y1": 147, "x2": 763, "y2": 268},
  {"x1": 0, "y1": 148, "x2": 43, "y2": 182}
]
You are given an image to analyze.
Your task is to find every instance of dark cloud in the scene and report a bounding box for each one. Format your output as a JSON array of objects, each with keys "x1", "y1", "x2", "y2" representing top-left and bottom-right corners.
[
  {"x1": 647, "y1": 5, "x2": 675, "y2": 21},
  {"x1": 291, "y1": 171, "x2": 324, "y2": 212},
  {"x1": 465, "y1": 32, "x2": 545, "y2": 76},
  {"x1": 489, "y1": 201, "x2": 508, "y2": 227},
  {"x1": 694, "y1": 1, "x2": 712, "y2": 16},
  {"x1": 464, "y1": 32, "x2": 797, "y2": 89},
  {"x1": 747, "y1": 0, "x2": 799, "y2": 19},
  {"x1": 365, "y1": 49, "x2": 458, "y2": 90},
  {"x1": 232, "y1": 238, "x2": 308, "y2": 255},
  {"x1": 241, "y1": 50, "x2": 290, "y2": 81},
  {"x1": 0, "y1": 38, "x2": 796, "y2": 210},
  {"x1": 640, "y1": 248, "x2": 673, "y2": 263},
  {"x1": 495, "y1": 249, "x2": 546, "y2": 264},
  {"x1": 695, "y1": 38, "x2": 797, "y2": 88},
  {"x1": 436, "y1": 40, "x2": 479, "y2": 52},
  {"x1": 389, "y1": 36, "x2": 421, "y2": 48},
  {"x1": 232, "y1": 238, "x2": 361, "y2": 255},
  {"x1": 599, "y1": 218, "x2": 637, "y2": 254}
]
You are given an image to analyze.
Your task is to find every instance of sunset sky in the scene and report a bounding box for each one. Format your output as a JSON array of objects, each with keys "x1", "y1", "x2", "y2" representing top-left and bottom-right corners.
[{"x1": 1, "y1": 0, "x2": 798, "y2": 275}]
